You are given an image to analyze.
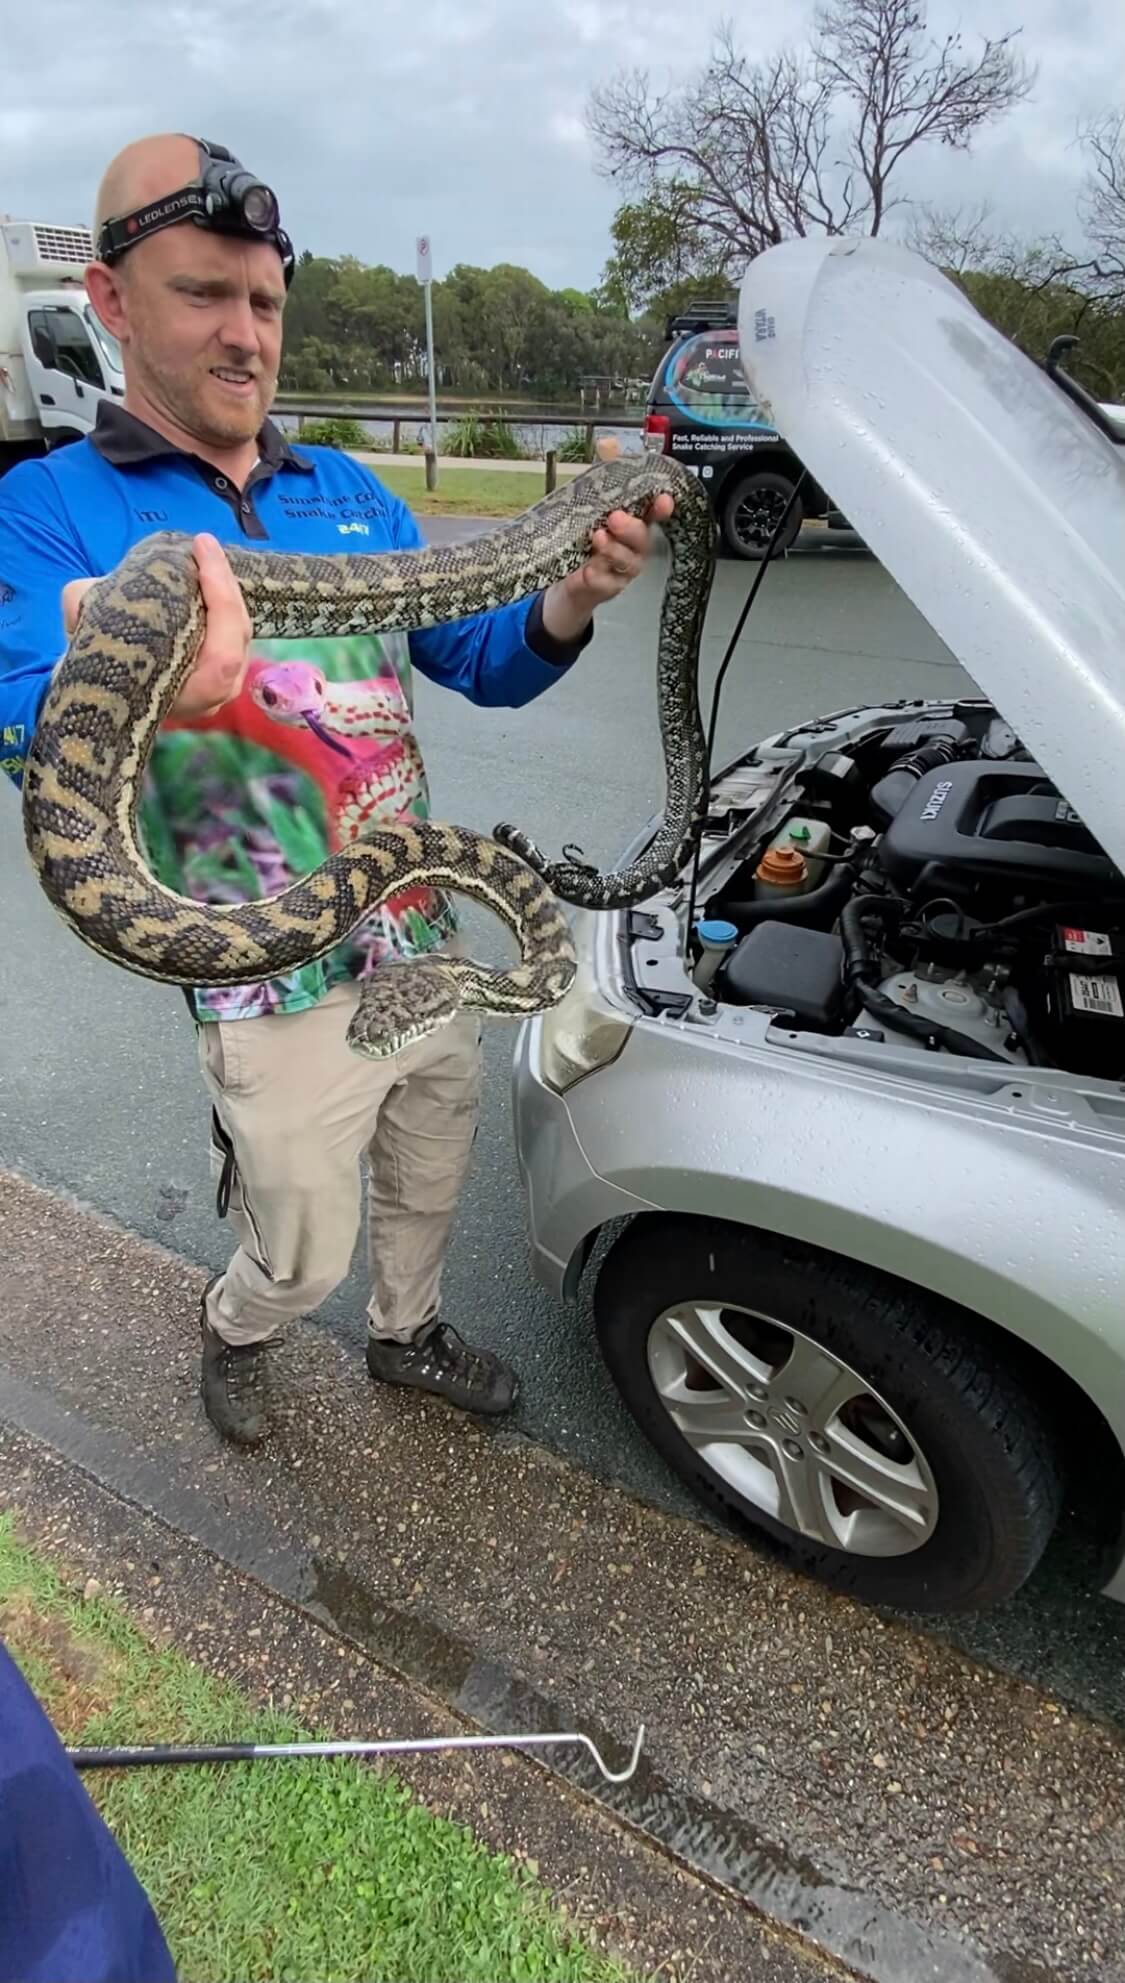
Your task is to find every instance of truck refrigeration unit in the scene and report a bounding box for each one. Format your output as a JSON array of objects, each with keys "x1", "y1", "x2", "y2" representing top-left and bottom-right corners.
[{"x1": 0, "y1": 215, "x2": 124, "y2": 474}]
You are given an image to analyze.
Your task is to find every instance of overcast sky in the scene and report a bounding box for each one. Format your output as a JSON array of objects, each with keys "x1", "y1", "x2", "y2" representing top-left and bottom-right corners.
[{"x1": 1, "y1": 0, "x2": 1120, "y2": 292}]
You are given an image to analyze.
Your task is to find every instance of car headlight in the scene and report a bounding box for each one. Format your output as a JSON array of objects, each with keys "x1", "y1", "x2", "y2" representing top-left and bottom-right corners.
[{"x1": 538, "y1": 913, "x2": 634, "y2": 1094}]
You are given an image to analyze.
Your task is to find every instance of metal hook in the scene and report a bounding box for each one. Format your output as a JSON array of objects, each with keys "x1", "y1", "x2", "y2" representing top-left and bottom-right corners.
[{"x1": 66, "y1": 1723, "x2": 646, "y2": 1784}]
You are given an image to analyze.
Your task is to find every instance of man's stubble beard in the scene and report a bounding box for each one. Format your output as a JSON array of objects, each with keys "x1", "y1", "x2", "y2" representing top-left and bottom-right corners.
[{"x1": 140, "y1": 349, "x2": 274, "y2": 449}]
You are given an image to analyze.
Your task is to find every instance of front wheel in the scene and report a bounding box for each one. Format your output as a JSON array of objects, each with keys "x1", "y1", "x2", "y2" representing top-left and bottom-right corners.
[
  {"x1": 721, "y1": 470, "x2": 803, "y2": 559},
  {"x1": 594, "y1": 1216, "x2": 1062, "y2": 1612}
]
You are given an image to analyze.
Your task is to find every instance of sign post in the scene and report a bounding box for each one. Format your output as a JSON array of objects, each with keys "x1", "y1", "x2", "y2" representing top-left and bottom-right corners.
[{"x1": 416, "y1": 234, "x2": 438, "y2": 489}]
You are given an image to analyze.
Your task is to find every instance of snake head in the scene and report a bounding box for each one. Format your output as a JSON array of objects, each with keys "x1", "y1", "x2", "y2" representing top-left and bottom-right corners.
[
  {"x1": 348, "y1": 959, "x2": 461, "y2": 1059},
  {"x1": 247, "y1": 659, "x2": 353, "y2": 758}
]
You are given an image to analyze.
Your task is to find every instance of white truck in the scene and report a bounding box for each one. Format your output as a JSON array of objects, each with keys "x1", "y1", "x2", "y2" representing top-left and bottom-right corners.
[{"x1": 0, "y1": 216, "x2": 124, "y2": 474}]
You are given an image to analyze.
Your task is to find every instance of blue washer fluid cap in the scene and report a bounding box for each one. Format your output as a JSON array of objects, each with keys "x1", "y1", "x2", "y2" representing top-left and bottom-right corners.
[{"x1": 696, "y1": 919, "x2": 738, "y2": 945}]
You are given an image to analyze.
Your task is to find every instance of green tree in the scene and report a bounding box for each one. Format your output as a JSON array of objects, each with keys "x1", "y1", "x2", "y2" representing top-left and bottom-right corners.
[
  {"x1": 599, "y1": 184, "x2": 726, "y2": 316},
  {"x1": 278, "y1": 253, "x2": 660, "y2": 401}
]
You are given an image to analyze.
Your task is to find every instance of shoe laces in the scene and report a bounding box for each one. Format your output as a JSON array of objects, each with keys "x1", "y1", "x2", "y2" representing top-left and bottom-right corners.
[
  {"x1": 424, "y1": 1323, "x2": 493, "y2": 1381},
  {"x1": 221, "y1": 1335, "x2": 281, "y2": 1403}
]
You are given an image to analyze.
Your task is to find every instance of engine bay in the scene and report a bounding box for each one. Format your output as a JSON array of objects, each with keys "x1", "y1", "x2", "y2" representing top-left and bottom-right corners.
[{"x1": 693, "y1": 703, "x2": 1125, "y2": 1079}]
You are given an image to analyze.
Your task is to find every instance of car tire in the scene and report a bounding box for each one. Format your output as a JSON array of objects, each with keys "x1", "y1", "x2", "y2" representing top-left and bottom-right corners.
[
  {"x1": 720, "y1": 470, "x2": 803, "y2": 559},
  {"x1": 594, "y1": 1215, "x2": 1063, "y2": 1612}
]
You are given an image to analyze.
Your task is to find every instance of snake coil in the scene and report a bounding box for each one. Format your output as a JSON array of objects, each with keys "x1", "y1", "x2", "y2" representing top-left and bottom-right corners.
[{"x1": 22, "y1": 453, "x2": 716, "y2": 1058}]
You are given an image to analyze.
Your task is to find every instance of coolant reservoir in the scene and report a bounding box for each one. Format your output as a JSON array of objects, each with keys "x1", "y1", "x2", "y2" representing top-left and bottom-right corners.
[
  {"x1": 754, "y1": 846, "x2": 809, "y2": 898},
  {"x1": 766, "y1": 816, "x2": 831, "y2": 886}
]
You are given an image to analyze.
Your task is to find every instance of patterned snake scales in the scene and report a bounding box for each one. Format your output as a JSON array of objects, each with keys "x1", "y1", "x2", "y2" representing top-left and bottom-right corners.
[{"x1": 22, "y1": 454, "x2": 716, "y2": 1058}]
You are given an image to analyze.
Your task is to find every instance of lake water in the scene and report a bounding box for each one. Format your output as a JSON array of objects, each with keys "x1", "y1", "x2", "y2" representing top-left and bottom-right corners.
[{"x1": 272, "y1": 413, "x2": 645, "y2": 458}]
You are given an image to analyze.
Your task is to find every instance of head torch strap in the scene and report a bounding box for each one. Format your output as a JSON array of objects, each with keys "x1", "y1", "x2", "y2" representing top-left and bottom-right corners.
[
  {"x1": 96, "y1": 191, "x2": 295, "y2": 286},
  {"x1": 97, "y1": 186, "x2": 211, "y2": 266}
]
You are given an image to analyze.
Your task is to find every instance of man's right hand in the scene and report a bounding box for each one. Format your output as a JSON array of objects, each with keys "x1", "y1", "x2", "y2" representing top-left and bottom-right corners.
[{"x1": 61, "y1": 533, "x2": 252, "y2": 721}]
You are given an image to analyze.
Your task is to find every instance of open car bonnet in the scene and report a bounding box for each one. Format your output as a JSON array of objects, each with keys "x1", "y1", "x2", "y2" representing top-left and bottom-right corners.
[{"x1": 736, "y1": 235, "x2": 1125, "y2": 874}]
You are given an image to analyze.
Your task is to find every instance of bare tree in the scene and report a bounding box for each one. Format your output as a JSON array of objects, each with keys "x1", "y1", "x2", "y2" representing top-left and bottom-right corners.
[
  {"x1": 906, "y1": 198, "x2": 1002, "y2": 272},
  {"x1": 589, "y1": 35, "x2": 843, "y2": 268},
  {"x1": 815, "y1": 0, "x2": 1032, "y2": 234},
  {"x1": 587, "y1": 0, "x2": 1034, "y2": 279},
  {"x1": 910, "y1": 112, "x2": 1125, "y2": 312},
  {"x1": 1074, "y1": 111, "x2": 1125, "y2": 306},
  {"x1": 906, "y1": 201, "x2": 1071, "y2": 287},
  {"x1": 903, "y1": 192, "x2": 1125, "y2": 397}
]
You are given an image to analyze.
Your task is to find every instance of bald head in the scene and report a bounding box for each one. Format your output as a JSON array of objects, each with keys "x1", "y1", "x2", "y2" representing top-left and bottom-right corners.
[
  {"x1": 93, "y1": 133, "x2": 200, "y2": 245},
  {"x1": 85, "y1": 130, "x2": 287, "y2": 467}
]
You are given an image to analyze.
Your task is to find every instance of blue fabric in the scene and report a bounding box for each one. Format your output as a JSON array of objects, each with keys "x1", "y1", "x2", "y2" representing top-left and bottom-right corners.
[
  {"x1": 0, "y1": 1640, "x2": 176, "y2": 1982},
  {"x1": 0, "y1": 431, "x2": 574, "y2": 787}
]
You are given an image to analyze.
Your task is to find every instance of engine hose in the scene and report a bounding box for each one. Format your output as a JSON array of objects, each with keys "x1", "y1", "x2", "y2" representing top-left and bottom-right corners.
[
  {"x1": 712, "y1": 862, "x2": 856, "y2": 932},
  {"x1": 840, "y1": 894, "x2": 1010, "y2": 1063},
  {"x1": 839, "y1": 893, "x2": 901, "y2": 989},
  {"x1": 980, "y1": 897, "x2": 1125, "y2": 937},
  {"x1": 869, "y1": 740, "x2": 961, "y2": 822}
]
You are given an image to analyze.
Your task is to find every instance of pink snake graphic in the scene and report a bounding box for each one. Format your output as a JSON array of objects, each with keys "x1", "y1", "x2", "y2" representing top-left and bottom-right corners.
[
  {"x1": 243, "y1": 657, "x2": 426, "y2": 851},
  {"x1": 167, "y1": 655, "x2": 442, "y2": 940}
]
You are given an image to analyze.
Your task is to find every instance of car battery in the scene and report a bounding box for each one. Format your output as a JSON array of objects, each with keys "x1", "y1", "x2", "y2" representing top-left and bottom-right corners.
[{"x1": 1041, "y1": 925, "x2": 1125, "y2": 1076}]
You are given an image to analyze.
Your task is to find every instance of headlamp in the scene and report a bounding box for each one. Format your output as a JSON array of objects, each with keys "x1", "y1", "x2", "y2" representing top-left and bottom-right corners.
[{"x1": 95, "y1": 138, "x2": 295, "y2": 287}]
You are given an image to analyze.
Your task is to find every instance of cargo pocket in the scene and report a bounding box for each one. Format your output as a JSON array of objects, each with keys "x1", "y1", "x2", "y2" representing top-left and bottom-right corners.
[{"x1": 199, "y1": 1025, "x2": 275, "y2": 1280}]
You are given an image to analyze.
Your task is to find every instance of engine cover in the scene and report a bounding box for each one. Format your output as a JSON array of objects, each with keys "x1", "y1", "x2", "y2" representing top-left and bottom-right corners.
[{"x1": 877, "y1": 760, "x2": 1119, "y2": 892}]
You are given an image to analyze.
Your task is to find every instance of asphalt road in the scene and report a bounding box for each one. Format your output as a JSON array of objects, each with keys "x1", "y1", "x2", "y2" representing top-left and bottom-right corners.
[{"x1": 4, "y1": 523, "x2": 1124, "y2": 1729}]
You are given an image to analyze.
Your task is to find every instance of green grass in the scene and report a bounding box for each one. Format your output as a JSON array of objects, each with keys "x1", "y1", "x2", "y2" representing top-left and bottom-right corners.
[
  {"x1": 0, "y1": 1513, "x2": 642, "y2": 1983},
  {"x1": 365, "y1": 462, "x2": 576, "y2": 517}
]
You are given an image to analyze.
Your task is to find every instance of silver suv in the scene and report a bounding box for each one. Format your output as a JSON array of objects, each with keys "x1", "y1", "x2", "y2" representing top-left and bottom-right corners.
[{"x1": 509, "y1": 236, "x2": 1125, "y2": 1615}]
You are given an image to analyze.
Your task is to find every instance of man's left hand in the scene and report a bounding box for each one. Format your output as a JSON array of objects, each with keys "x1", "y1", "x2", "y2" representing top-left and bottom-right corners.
[{"x1": 540, "y1": 494, "x2": 674, "y2": 646}]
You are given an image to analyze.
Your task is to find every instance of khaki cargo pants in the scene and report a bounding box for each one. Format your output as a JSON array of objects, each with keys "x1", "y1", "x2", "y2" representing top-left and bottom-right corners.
[{"x1": 196, "y1": 979, "x2": 482, "y2": 1348}]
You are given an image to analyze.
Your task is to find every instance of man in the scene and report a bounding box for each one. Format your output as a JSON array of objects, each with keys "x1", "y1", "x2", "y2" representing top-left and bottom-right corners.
[{"x1": 0, "y1": 133, "x2": 672, "y2": 1446}]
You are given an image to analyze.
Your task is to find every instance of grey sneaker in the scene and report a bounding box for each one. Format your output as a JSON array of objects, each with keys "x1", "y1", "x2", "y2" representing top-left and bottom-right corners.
[
  {"x1": 366, "y1": 1319, "x2": 518, "y2": 1415},
  {"x1": 199, "y1": 1282, "x2": 279, "y2": 1447}
]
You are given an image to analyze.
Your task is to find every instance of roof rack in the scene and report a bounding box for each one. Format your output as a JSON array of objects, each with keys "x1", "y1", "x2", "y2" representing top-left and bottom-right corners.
[{"x1": 664, "y1": 298, "x2": 738, "y2": 341}]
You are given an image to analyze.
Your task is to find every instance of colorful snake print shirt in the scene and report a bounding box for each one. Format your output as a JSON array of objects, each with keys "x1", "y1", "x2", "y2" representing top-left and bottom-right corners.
[{"x1": 138, "y1": 629, "x2": 458, "y2": 1023}]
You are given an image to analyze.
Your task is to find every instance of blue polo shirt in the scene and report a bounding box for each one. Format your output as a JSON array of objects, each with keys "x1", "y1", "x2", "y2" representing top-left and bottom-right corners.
[
  {"x1": 0, "y1": 403, "x2": 585, "y2": 780},
  {"x1": 0, "y1": 404, "x2": 587, "y2": 1021}
]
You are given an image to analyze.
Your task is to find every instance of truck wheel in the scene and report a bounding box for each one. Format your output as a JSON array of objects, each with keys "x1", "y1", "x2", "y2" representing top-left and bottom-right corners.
[
  {"x1": 594, "y1": 1215, "x2": 1063, "y2": 1612},
  {"x1": 721, "y1": 470, "x2": 803, "y2": 559}
]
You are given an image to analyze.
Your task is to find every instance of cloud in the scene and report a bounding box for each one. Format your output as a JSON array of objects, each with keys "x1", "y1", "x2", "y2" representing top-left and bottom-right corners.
[
  {"x1": 549, "y1": 111, "x2": 591, "y2": 150},
  {"x1": 0, "y1": 0, "x2": 1120, "y2": 288}
]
